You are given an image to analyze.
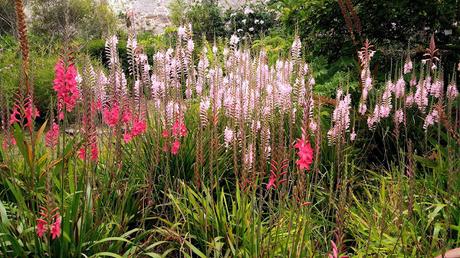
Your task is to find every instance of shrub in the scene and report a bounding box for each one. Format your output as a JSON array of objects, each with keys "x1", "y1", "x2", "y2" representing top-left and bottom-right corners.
[
  {"x1": 0, "y1": 36, "x2": 62, "y2": 119},
  {"x1": 30, "y1": 0, "x2": 118, "y2": 40}
]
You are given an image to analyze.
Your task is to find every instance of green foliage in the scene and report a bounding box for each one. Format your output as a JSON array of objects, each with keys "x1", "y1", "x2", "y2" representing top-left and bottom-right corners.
[
  {"x1": 169, "y1": 0, "x2": 277, "y2": 43},
  {"x1": 0, "y1": 0, "x2": 15, "y2": 35},
  {"x1": 311, "y1": 56, "x2": 360, "y2": 96},
  {"x1": 0, "y1": 36, "x2": 58, "y2": 117},
  {"x1": 223, "y1": 3, "x2": 277, "y2": 40},
  {"x1": 252, "y1": 32, "x2": 293, "y2": 64},
  {"x1": 187, "y1": 0, "x2": 226, "y2": 40},
  {"x1": 30, "y1": 0, "x2": 118, "y2": 40},
  {"x1": 270, "y1": 0, "x2": 460, "y2": 62}
]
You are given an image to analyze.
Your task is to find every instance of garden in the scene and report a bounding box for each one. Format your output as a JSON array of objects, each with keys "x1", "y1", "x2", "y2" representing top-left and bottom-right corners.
[{"x1": 0, "y1": 0, "x2": 460, "y2": 257}]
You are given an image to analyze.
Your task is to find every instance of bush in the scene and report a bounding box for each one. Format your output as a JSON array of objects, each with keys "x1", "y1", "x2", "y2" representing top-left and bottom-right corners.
[
  {"x1": 169, "y1": 0, "x2": 277, "y2": 43},
  {"x1": 270, "y1": 0, "x2": 460, "y2": 62},
  {"x1": 223, "y1": 3, "x2": 277, "y2": 41},
  {"x1": 30, "y1": 0, "x2": 118, "y2": 40},
  {"x1": 0, "y1": 36, "x2": 58, "y2": 118}
]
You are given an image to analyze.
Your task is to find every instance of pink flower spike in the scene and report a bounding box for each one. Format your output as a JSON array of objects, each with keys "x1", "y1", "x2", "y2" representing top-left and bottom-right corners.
[
  {"x1": 45, "y1": 122, "x2": 60, "y2": 148},
  {"x1": 162, "y1": 129, "x2": 169, "y2": 138},
  {"x1": 331, "y1": 240, "x2": 338, "y2": 258},
  {"x1": 123, "y1": 132, "x2": 133, "y2": 143},
  {"x1": 171, "y1": 140, "x2": 180, "y2": 155},
  {"x1": 103, "y1": 104, "x2": 120, "y2": 127},
  {"x1": 172, "y1": 118, "x2": 187, "y2": 137},
  {"x1": 90, "y1": 143, "x2": 99, "y2": 161},
  {"x1": 36, "y1": 218, "x2": 47, "y2": 238},
  {"x1": 24, "y1": 97, "x2": 40, "y2": 129},
  {"x1": 78, "y1": 148, "x2": 86, "y2": 160},
  {"x1": 180, "y1": 122, "x2": 187, "y2": 137},
  {"x1": 131, "y1": 119, "x2": 147, "y2": 136},
  {"x1": 50, "y1": 216, "x2": 61, "y2": 239},
  {"x1": 122, "y1": 108, "x2": 132, "y2": 124},
  {"x1": 162, "y1": 143, "x2": 169, "y2": 152},
  {"x1": 294, "y1": 138, "x2": 314, "y2": 171},
  {"x1": 53, "y1": 60, "x2": 79, "y2": 117},
  {"x1": 266, "y1": 172, "x2": 276, "y2": 190},
  {"x1": 2, "y1": 134, "x2": 16, "y2": 149},
  {"x1": 9, "y1": 105, "x2": 20, "y2": 125}
]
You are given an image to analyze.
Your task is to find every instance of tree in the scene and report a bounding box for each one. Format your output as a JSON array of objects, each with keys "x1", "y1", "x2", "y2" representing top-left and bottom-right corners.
[{"x1": 30, "y1": 0, "x2": 118, "y2": 40}]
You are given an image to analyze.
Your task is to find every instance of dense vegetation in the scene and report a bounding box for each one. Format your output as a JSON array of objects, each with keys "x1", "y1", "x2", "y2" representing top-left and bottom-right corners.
[{"x1": 0, "y1": 0, "x2": 460, "y2": 257}]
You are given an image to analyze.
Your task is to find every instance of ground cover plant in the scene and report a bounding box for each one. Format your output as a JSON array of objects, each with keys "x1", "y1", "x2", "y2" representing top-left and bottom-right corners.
[{"x1": 0, "y1": 0, "x2": 460, "y2": 257}]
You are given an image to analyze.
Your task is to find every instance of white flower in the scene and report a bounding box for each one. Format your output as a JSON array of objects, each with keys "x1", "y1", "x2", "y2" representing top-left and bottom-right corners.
[
  {"x1": 230, "y1": 34, "x2": 239, "y2": 46},
  {"x1": 249, "y1": 27, "x2": 254, "y2": 32}
]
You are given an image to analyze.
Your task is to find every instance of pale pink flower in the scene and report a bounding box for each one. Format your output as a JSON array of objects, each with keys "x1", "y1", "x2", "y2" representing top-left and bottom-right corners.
[
  {"x1": 224, "y1": 127, "x2": 234, "y2": 148},
  {"x1": 177, "y1": 26, "x2": 186, "y2": 38},
  {"x1": 394, "y1": 109, "x2": 404, "y2": 125},
  {"x1": 187, "y1": 39, "x2": 194, "y2": 52},
  {"x1": 403, "y1": 58, "x2": 413, "y2": 74},
  {"x1": 364, "y1": 76, "x2": 372, "y2": 90},
  {"x1": 358, "y1": 103, "x2": 367, "y2": 115},
  {"x1": 429, "y1": 80, "x2": 443, "y2": 98},
  {"x1": 405, "y1": 93, "x2": 414, "y2": 107},
  {"x1": 185, "y1": 88, "x2": 192, "y2": 99},
  {"x1": 447, "y1": 83, "x2": 458, "y2": 100},
  {"x1": 423, "y1": 109, "x2": 439, "y2": 130},
  {"x1": 350, "y1": 129, "x2": 356, "y2": 141},
  {"x1": 244, "y1": 144, "x2": 254, "y2": 168},
  {"x1": 414, "y1": 80, "x2": 428, "y2": 111},
  {"x1": 394, "y1": 77, "x2": 405, "y2": 98},
  {"x1": 328, "y1": 90, "x2": 351, "y2": 144}
]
